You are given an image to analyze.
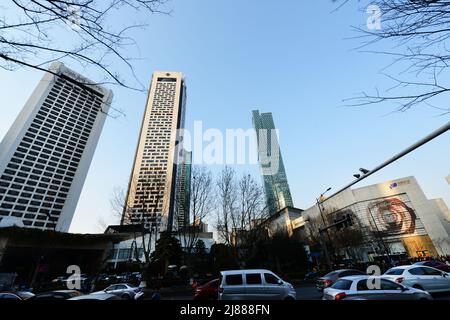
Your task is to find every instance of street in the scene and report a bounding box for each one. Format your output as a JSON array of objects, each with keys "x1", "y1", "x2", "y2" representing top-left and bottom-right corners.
[{"x1": 159, "y1": 283, "x2": 450, "y2": 301}]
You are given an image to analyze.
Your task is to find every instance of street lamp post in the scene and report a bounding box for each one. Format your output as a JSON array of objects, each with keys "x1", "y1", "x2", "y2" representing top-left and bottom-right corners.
[{"x1": 316, "y1": 187, "x2": 333, "y2": 269}]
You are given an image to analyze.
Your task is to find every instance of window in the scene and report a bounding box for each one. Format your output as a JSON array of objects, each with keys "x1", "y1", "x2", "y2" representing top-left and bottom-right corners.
[
  {"x1": 356, "y1": 280, "x2": 371, "y2": 291},
  {"x1": 264, "y1": 273, "x2": 280, "y2": 285},
  {"x1": 340, "y1": 270, "x2": 365, "y2": 277},
  {"x1": 380, "y1": 279, "x2": 402, "y2": 291},
  {"x1": 385, "y1": 269, "x2": 404, "y2": 276},
  {"x1": 423, "y1": 267, "x2": 442, "y2": 276},
  {"x1": 225, "y1": 274, "x2": 243, "y2": 286},
  {"x1": 246, "y1": 273, "x2": 262, "y2": 285},
  {"x1": 331, "y1": 279, "x2": 353, "y2": 290},
  {"x1": 409, "y1": 268, "x2": 426, "y2": 276}
]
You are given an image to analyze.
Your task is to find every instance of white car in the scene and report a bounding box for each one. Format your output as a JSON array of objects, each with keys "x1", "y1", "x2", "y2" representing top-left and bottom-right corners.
[
  {"x1": 322, "y1": 275, "x2": 432, "y2": 300},
  {"x1": 91, "y1": 283, "x2": 141, "y2": 299},
  {"x1": 218, "y1": 269, "x2": 296, "y2": 300},
  {"x1": 68, "y1": 293, "x2": 121, "y2": 300},
  {"x1": 383, "y1": 265, "x2": 450, "y2": 293}
]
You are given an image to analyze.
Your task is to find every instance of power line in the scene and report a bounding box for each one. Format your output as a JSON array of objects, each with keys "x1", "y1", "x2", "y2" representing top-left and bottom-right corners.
[{"x1": 321, "y1": 120, "x2": 450, "y2": 205}]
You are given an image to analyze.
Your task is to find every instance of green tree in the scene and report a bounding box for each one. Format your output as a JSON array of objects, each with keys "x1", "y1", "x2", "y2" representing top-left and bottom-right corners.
[
  {"x1": 149, "y1": 231, "x2": 183, "y2": 276},
  {"x1": 209, "y1": 243, "x2": 238, "y2": 275}
]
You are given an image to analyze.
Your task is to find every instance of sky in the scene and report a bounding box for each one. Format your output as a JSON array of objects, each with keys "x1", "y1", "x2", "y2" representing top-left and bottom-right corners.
[{"x1": 0, "y1": 1, "x2": 449, "y2": 234}]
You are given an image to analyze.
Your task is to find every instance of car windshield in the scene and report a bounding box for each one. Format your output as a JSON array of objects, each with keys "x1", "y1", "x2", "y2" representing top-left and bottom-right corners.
[
  {"x1": 331, "y1": 279, "x2": 352, "y2": 290},
  {"x1": 385, "y1": 268, "x2": 404, "y2": 275}
]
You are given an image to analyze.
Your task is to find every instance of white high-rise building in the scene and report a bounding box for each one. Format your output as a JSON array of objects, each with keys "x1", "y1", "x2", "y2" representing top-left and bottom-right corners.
[
  {"x1": 122, "y1": 72, "x2": 186, "y2": 232},
  {"x1": 0, "y1": 62, "x2": 113, "y2": 232}
]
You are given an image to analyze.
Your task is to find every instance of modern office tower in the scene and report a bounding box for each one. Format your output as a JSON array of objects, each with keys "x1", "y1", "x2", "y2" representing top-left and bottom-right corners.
[
  {"x1": 122, "y1": 72, "x2": 186, "y2": 232},
  {"x1": 0, "y1": 62, "x2": 113, "y2": 232},
  {"x1": 252, "y1": 110, "x2": 294, "y2": 215},
  {"x1": 176, "y1": 150, "x2": 192, "y2": 230}
]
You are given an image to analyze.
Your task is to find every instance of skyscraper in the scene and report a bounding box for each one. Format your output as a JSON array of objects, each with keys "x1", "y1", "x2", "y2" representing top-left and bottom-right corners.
[
  {"x1": 0, "y1": 62, "x2": 113, "y2": 232},
  {"x1": 175, "y1": 150, "x2": 192, "y2": 230},
  {"x1": 122, "y1": 72, "x2": 186, "y2": 232},
  {"x1": 252, "y1": 110, "x2": 293, "y2": 215}
]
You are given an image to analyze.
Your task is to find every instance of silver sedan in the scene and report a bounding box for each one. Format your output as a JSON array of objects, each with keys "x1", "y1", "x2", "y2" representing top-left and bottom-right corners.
[
  {"x1": 323, "y1": 275, "x2": 432, "y2": 300},
  {"x1": 383, "y1": 265, "x2": 450, "y2": 293},
  {"x1": 91, "y1": 283, "x2": 141, "y2": 300}
]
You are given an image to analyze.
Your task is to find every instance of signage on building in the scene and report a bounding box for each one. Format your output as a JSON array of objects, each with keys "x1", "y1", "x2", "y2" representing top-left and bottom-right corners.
[{"x1": 389, "y1": 179, "x2": 411, "y2": 189}]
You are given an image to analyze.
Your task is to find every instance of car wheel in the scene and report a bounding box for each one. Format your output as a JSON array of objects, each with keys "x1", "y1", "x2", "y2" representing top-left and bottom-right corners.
[
  {"x1": 121, "y1": 294, "x2": 131, "y2": 300},
  {"x1": 413, "y1": 284, "x2": 424, "y2": 291}
]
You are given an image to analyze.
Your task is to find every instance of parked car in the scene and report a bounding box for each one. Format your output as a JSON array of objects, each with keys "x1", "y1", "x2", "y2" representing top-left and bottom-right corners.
[
  {"x1": 383, "y1": 265, "x2": 450, "y2": 293},
  {"x1": 68, "y1": 293, "x2": 121, "y2": 300},
  {"x1": 218, "y1": 269, "x2": 296, "y2": 300},
  {"x1": 414, "y1": 260, "x2": 450, "y2": 273},
  {"x1": 316, "y1": 269, "x2": 366, "y2": 291},
  {"x1": 91, "y1": 283, "x2": 141, "y2": 300},
  {"x1": 322, "y1": 276, "x2": 432, "y2": 300},
  {"x1": 0, "y1": 291, "x2": 34, "y2": 300},
  {"x1": 29, "y1": 290, "x2": 83, "y2": 300},
  {"x1": 194, "y1": 279, "x2": 219, "y2": 300}
]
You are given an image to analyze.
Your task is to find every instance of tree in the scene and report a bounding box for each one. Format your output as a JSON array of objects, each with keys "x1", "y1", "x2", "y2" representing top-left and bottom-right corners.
[
  {"x1": 174, "y1": 166, "x2": 213, "y2": 261},
  {"x1": 0, "y1": 0, "x2": 168, "y2": 91},
  {"x1": 209, "y1": 243, "x2": 238, "y2": 274},
  {"x1": 149, "y1": 231, "x2": 183, "y2": 276},
  {"x1": 304, "y1": 207, "x2": 365, "y2": 265},
  {"x1": 192, "y1": 239, "x2": 208, "y2": 275},
  {"x1": 215, "y1": 167, "x2": 269, "y2": 267},
  {"x1": 337, "y1": 0, "x2": 450, "y2": 114}
]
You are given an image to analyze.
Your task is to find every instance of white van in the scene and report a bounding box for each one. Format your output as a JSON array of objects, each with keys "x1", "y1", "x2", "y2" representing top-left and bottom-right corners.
[{"x1": 218, "y1": 269, "x2": 296, "y2": 300}]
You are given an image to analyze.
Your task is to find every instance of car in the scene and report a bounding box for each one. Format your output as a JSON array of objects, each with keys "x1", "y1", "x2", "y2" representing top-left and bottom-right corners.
[
  {"x1": 29, "y1": 290, "x2": 83, "y2": 300},
  {"x1": 414, "y1": 260, "x2": 450, "y2": 273},
  {"x1": 218, "y1": 269, "x2": 296, "y2": 300},
  {"x1": 0, "y1": 291, "x2": 34, "y2": 300},
  {"x1": 322, "y1": 275, "x2": 433, "y2": 300},
  {"x1": 383, "y1": 265, "x2": 450, "y2": 293},
  {"x1": 68, "y1": 293, "x2": 122, "y2": 300},
  {"x1": 316, "y1": 269, "x2": 366, "y2": 291},
  {"x1": 194, "y1": 279, "x2": 219, "y2": 300},
  {"x1": 91, "y1": 283, "x2": 141, "y2": 300}
]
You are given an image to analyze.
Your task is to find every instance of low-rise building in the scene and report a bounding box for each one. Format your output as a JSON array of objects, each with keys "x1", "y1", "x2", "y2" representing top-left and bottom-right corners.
[
  {"x1": 265, "y1": 176, "x2": 450, "y2": 261},
  {"x1": 104, "y1": 224, "x2": 214, "y2": 270}
]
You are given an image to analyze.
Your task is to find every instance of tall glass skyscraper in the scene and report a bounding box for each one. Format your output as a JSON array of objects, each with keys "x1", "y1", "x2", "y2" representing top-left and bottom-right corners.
[{"x1": 252, "y1": 110, "x2": 293, "y2": 215}]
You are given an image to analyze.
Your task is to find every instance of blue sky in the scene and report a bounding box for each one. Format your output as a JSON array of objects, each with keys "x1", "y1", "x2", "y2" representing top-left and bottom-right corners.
[{"x1": 0, "y1": 1, "x2": 449, "y2": 233}]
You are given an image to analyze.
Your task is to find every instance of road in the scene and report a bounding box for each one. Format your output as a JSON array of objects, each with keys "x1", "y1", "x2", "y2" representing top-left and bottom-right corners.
[{"x1": 160, "y1": 283, "x2": 450, "y2": 300}]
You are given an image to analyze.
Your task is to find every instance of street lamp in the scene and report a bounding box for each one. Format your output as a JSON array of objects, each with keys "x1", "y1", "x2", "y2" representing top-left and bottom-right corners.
[
  {"x1": 316, "y1": 187, "x2": 332, "y2": 269},
  {"x1": 359, "y1": 168, "x2": 370, "y2": 175}
]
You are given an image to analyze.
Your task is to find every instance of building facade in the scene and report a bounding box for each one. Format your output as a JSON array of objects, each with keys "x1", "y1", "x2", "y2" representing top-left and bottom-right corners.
[
  {"x1": 122, "y1": 72, "x2": 186, "y2": 232},
  {"x1": 0, "y1": 62, "x2": 112, "y2": 232},
  {"x1": 175, "y1": 150, "x2": 192, "y2": 230},
  {"x1": 283, "y1": 176, "x2": 450, "y2": 261},
  {"x1": 252, "y1": 110, "x2": 293, "y2": 215}
]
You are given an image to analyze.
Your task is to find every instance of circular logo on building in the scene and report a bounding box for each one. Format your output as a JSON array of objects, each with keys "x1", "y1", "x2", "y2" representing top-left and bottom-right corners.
[{"x1": 367, "y1": 198, "x2": 417, "y2": 236}]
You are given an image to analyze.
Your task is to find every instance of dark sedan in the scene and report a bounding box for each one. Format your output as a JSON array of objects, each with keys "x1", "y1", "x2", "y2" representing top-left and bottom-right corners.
[
  {"x1": 29, "y1": 290, "x2": 83, "y2": 300},
  {"x1": 316, "y1": 269, "x2": 366, "y2": 291}
]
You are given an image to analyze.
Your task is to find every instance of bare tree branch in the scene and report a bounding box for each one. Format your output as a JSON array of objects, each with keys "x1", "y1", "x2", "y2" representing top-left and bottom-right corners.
[{"x1": 0, "y1": 0, "x2": 169, "y2": 91}]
